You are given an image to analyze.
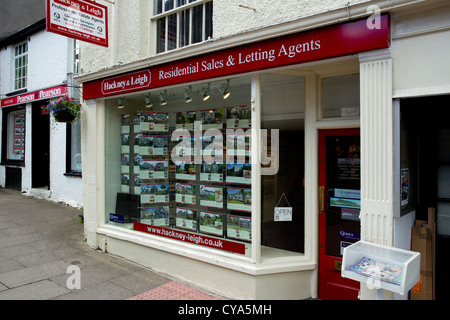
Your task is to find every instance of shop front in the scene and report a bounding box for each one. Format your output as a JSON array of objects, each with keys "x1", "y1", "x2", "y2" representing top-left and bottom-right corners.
[
  {"x1": 78, "y1": 15, "x2": 390, "y2": 300},
  {"x1": 1, "y1": 85, "x2": 68, "y2": 191}
]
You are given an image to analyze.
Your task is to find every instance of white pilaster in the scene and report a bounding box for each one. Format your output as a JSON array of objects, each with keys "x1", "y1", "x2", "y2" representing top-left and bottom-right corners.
[
  {"x1": 359, "y1": 49, "x2": 394, "y2": 300},
  {"x1": 359, "y1": 49, "x2": 394, "y2": 247},
  {"x1": 81, "y1": 98, "x2": 105, "y2": 249}
]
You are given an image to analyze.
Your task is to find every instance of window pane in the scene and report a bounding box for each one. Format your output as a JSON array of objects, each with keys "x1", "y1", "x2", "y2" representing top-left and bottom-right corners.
[
  {"x1": 191, "y1": 5, "x2": 203, "y2": 44},
  {"x1": 7, "y1": 110, "x2": 26, "y2": 161},
  {"x1": 154, "y1": 0, "x2": 163, "y2": 14},
  {"x1": 177, "y1": 0, "x2": 187, "y2": 6},
  {"x1": 179, "y1": 8, "x2": 190, "y2": 47},
  {"x1": 157, "y1": 18, "x2": 166, "y2": 53},
  {"x1": 70, "y1": 122, "x2": 82, "y2": 171},
  {"x1": 321, "y1": 74, "x2": 360, "y2": 119},
  {"x1": 261, "y1": 73, "x2": 306, "y2": 255},
  {"x1": 168, "y1": 13, "x2": 177, "y2": 51},
  {"x1": 205, "y1": 1, "x2": 213, "y2": 40},
  {"x1": 164, "y1": 0, "x2": 174, "y2": 11}
]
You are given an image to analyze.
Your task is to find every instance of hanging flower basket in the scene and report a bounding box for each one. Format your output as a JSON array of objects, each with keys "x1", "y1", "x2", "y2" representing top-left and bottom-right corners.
[
  {"x1": 41, "y1": 96, "x2": 81, "y2": 123},
  {"x1": 53, "y1": 109, "x2": 77, "y2": 122}
]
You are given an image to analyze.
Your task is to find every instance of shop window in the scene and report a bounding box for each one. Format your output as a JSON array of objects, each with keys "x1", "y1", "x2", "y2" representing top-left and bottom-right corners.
[
  {"x1": 14, "y1": 41, "x2": 28, "y2": 91},
  {"x1": 321, "y1": 74, "x2": 360, "y2": 119},
  {"x1": 1, "y1": 107, "x2": 26, "y2": 164},
  {"x1": 261, "y1": 73, "x2": 305, "y2": 256},
  {"x1": 105, "y1": 76, "x2": 253, "y2": 257},
  {"x1": 153, "y1": 0, "x2": 213, "y2": 54}
]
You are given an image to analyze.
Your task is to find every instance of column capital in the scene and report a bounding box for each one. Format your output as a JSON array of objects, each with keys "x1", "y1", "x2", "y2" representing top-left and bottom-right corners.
[{"x1": 359, "y1": 48, "x2": 392, "y2": 64}]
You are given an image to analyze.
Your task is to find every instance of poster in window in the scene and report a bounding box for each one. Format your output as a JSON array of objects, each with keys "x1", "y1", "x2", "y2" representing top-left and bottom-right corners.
[
  {"x1": 140, "y1": 206, "x2": 169, "y2": 227},
  {"x1": 175, "y1": 183, "x2": 197, "y2": 205},
  {"x1": 200, "y1": 161, "x2": 224, "y2": 182},
  {"x1": 139, "y1": 112, "x2": 169, "y2": 132},
  {"x1": 226, "y1": 106, "x2": 251, "y2": 129},
  {"x1": 401, "y1": 168, "x2": 409, "y2": 206},
  {"x1": 200, "y1": 185, "x2": 223, "y2": 209},
  {"x1": 121, "y1": 173, "x2": 130, "y2": 193},
  {"x1": 139, "y1": 135, "x2": 168, "y2": 156},
  {"x1": 141, "y1": 184, "x2": 170, "y2": 204},
  {"x1": 226, "y1": 133, "x2": 251, "y2": 158},
  {"x1": 226, "y1": 187, "x2": 252, "y2": 212},
  {"x1": 201, "y1": 134, "x2": 223, "y2": 161},
  {"x1": 134, "y1": 133, "x2": 141, "y2": 154},
  {"x1": 133, "y1": 174, "x2": 141, "y2": 194},
  {"x1": 174, "y1": 161, "x2": 197, "y2": 181},
  {"x1": 176, "y1": 111, "x2": 196, "y2": 130},
  {"x1": 174, "y1": 136, "x2": 197, "y2": 158},
  {"x1": 11, "y1": 112, "x2": 25, "y2": 161},
  {"x1": 199, "y1": 211, "x2": 224, "y2": 236},
  {"x1": 200, "y1": 108, "x2": 223, "y2": 130},
  {"x1": 227, "y1": 215, "x2": 252, "y2": 242},
  {"x1": 139, "y1": 159, "x2": 169, "y2": 180},
  {"x1": 133, "y1": 113, "x2": 141, "y2": 132},
  {"x1": 121, "y1": 134, "x2": 130, "y2": 153},
  {"x1": 121, "y1": 114, "x2": 130, "y2": 133},
  {"x1": 121, "y1": 154, "x2": 130, "y2": 173},
  {"x1": 176, "y1": 207, "x2": 197, "y2": 231},
  {"x1": 225, "y1": 163, "x2": 251, "y2": 184}
]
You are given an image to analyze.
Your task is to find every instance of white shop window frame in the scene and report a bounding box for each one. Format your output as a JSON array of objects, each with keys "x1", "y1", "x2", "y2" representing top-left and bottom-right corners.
[{"x1": 94, "y1": 72, "x2": 317, "y2": 273}]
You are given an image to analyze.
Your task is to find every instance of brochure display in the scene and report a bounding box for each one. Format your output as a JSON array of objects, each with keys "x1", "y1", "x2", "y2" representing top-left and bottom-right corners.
[
  {"x1": 342, "y1": 240, "x2": 420, "y2": 296},
  {"x1": 113, "y1": 106, "x2": 253, "y2": 254}
]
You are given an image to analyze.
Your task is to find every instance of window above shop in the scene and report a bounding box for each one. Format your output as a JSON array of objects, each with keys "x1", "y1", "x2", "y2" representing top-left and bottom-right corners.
[
  {"x1": 13, "y1": 41, "x2": 28, "y2": 91},
  {"x1": 152, "y1": 0, "x2": 213, "y2": 54}
]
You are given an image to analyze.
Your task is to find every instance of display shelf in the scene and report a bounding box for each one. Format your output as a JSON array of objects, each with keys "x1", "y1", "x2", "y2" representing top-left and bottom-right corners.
[{"x1": 342, "y1": 240, "x2": 420, "y2": 295}]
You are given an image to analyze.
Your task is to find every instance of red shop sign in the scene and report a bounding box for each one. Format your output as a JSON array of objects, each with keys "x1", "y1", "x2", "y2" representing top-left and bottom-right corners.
[
  {"x1": 46, "y1": 0, "x2": 108, "y2": 47},
  {"x1": 1, "y1": 85, "x2": 68, "y2": 108},
  {"x1": 83, "y1": 14, "x2": 390, "y2": 100},
  {"x1": 133, "y1": 222, "x2": 246, "y2": 255}
]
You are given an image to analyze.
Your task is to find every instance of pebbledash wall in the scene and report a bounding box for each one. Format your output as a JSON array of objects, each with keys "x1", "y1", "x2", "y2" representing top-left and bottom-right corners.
[
  {"x1": 76, "y1": 0, "x2": 450, "y2": 299},
  {"x1": 0, "y1": 25, "x2": 83, "y2": 208}
]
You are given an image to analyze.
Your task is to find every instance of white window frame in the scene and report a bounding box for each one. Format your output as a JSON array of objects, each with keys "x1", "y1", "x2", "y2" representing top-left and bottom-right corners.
[
  {"x1": 13, "y1": 41, "x2": 28, "y2": 91},
  {"x1": 152, "y1": 0, "x2": 212, "y2": 54}
]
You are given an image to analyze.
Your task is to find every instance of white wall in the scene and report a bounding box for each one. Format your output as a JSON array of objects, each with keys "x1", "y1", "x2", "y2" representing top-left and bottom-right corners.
[{"x1": 392, "y1": 2, "x2": 450, "y2": 97}]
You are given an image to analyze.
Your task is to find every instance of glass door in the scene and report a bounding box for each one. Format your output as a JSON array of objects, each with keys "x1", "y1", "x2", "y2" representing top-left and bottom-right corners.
[{"x1": 318, "y1": 129, "x2": 360, "y2": 300}]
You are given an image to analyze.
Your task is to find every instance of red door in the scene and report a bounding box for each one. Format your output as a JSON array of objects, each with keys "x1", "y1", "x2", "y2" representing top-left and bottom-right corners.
[{"x1": 318, "y1": 129, "x2": 361, "y2": 300}]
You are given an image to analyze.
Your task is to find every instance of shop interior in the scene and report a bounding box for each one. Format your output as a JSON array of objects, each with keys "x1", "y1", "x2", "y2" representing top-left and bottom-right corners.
[{"x1": 400, "y1": 94, "x2": 450, "y2": 300}]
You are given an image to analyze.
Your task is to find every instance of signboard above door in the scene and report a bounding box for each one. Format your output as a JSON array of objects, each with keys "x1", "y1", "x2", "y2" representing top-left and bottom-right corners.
[{"x1": 46, "y1": 0, "x2": 109, "y2": 47}]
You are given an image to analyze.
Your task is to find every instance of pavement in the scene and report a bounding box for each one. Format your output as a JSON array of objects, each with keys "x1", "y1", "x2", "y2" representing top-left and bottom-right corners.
[{"x1": 0, "y1": 188, "x2": 224, "y2": 300}]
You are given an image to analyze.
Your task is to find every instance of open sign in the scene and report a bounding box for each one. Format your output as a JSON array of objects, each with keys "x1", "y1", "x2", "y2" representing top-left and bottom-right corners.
[{"x1": 274, "y1": 207, "x2": 292, "y2": 222}]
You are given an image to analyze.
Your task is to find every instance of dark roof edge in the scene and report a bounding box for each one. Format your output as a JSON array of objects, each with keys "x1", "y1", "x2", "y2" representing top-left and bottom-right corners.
[{"x1": 0, "y1": 18, "x2": 46, "y2": 49}]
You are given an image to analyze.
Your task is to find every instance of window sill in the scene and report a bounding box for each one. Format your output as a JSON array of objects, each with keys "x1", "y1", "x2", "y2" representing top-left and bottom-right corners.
[
  {"x1": 64, "y1": 171, "x2": 82, "y2": 177},
  {"x1": 0, "y1": 161, "x2": 25, "y2": 167}
]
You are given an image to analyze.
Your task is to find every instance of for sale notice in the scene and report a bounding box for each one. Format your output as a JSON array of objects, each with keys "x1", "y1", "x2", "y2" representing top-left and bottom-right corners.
[{"x1": 46, "y1": 0, "x2": 108, "y2": 47}]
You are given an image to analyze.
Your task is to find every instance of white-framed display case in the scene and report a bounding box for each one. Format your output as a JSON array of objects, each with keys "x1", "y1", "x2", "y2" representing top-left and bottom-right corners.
[{"x1": 342, "y1": 240, "x2": 420, "y2": 296}]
